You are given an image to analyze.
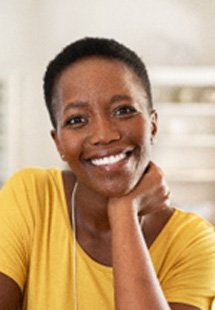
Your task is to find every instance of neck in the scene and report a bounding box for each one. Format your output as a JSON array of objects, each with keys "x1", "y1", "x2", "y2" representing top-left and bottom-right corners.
[{"x1": 75, "y1": 182, "x2": 111, "y2": 233}]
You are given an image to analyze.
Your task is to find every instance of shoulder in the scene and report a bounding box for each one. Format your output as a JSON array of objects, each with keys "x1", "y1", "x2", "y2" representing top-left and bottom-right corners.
[
  {"x1": 152, "y1": 209, "x2": 215, "y2": 306},
  {"x1": 159, "y1": 208, "x2": 215, "y2": 268},
  {"x1": 1, "y1": 167, "x2": 61, "y2": 191},
  {"x1": 151, "y1": 208, "x2": 215, "y2": 264},
  {"x1": 172, "y1": 208, "x2": 215, "y2": 239},
  {"x1": 177, "y1": 209, "x2": 215, "y2": 256},
  {"x1": 0, "y1": 167, "x2": 65, "y2": 215}
]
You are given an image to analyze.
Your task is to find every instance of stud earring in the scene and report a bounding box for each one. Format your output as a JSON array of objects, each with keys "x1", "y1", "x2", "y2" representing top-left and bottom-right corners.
[
  {"x1": 150, "y1": 137, "x2": 155, "y2": 145},
  {"x1": 61, "y1": 154, "x2": 66, "y2": 160}
]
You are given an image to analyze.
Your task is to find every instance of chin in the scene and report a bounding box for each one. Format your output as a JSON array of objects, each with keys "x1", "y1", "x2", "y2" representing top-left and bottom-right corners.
[
  {"x1": 91, "y1": 175, "x2": 140, "y2": 198},
  {"x1": 79, "y1": 157, "x2": 150, "y2": 198}
]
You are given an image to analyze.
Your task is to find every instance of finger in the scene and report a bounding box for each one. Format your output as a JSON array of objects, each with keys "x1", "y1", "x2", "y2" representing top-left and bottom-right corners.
[{"x1": 151, "y1": 161, "x2": 165, "y2": 177}]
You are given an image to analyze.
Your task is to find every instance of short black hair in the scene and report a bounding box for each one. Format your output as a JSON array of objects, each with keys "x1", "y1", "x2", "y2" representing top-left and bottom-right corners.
[{"x1": 43, "y1": 37, "x2": 153, "y2": 128}]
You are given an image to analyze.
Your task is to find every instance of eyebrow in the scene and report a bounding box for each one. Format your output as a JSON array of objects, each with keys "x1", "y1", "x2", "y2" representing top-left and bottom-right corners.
[
  {"x1": 110, "y1": 94, "x2": 132, "y2": 104},
  {"x1": 63, "y1": 101, "x2": 88, "y2": 113},
  {"x1": 63, "y1": 94, "x2": 132, "y2": 113}
]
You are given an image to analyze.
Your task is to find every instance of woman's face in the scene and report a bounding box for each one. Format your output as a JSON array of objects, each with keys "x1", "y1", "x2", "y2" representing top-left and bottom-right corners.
[{"x1": 52, "y1": 57, "x2": 157, "y2": 197}]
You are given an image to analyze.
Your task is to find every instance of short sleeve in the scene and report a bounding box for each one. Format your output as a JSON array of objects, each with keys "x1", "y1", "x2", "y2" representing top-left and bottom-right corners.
[
  {"x1": 163, "y1": 218, "x2": 215, "y2": 310},
  {"x1": 0, "y1": 169, "x2": 36, "y2": 290}
]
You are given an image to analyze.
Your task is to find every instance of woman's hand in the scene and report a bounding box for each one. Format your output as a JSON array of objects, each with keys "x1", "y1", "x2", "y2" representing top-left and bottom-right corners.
[
  {"x1": 108, "y1": 161, "x2": 171, "y2": 219},
  {"x1": 107, "y1": 162, "x2": 172, "y2": 309}
]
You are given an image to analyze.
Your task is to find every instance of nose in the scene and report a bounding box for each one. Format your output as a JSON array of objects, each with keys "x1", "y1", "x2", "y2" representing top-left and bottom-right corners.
[{"x1": 88, "y1": 117, "x2": 121, "y2": 145}]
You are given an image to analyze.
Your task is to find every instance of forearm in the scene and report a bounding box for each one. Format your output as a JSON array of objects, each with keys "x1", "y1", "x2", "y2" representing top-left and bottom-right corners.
[{"x1": 109, "y1": 205, "x2": 170, "y2": 310}]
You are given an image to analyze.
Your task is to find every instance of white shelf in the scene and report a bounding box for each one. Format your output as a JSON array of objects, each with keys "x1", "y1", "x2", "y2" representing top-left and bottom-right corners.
[
  {"x1": 157, "y1": 134, "x2": 215, "y2": 148},
  {"x1": 151, "y1": 70, "x2": 215, "y2": 207},
  {"x1": 166, "y1": 169, "x2": 215, "y2": 183},
  {"x1": 150, "y1": 66, "x2": 215, "y2": 86},
  {"x1": 156, "y1": 102, "x2": 215, "y2": 116}
]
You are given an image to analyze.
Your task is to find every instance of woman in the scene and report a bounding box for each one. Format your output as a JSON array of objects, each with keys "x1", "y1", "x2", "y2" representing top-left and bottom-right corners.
[{"x1": 0, "y1": 37, "x2": 214, "y2": 310}]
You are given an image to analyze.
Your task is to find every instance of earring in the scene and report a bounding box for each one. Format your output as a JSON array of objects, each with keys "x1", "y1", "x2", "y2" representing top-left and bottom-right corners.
[
  {"x1": 150, "y1": 137, "x2": 155, "y2": 145},
  {"x1": 61, "y1": 154, "x2": 66, "y2": 160}
]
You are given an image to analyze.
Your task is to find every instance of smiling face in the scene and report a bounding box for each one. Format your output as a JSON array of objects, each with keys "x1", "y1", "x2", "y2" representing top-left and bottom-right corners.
[{"x1": 52, "y1": 57, "x2": 157, "y2": 197}]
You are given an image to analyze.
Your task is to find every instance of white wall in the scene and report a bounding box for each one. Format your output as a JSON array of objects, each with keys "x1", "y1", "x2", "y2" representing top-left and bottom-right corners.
[
  {"x1": 1, "y1": 0, "x2": 215, "y2": 174},
  {"x1": 1, "y1": 0, "x2": 62, "y2": 173},
  {"x1": 38, "y1": 0, "x2": 215, "y2": 66}
]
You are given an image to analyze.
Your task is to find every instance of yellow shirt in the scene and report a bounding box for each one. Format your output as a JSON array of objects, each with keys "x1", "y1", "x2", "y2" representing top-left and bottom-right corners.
[{"x1": 0, "y1": 168, "x2": 214, "y2": 309}]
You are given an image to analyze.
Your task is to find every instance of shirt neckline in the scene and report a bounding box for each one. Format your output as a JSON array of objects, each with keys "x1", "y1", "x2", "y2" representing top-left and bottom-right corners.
[{"x1": 55, "y1": 168, "x2": 179, "y2": 272}]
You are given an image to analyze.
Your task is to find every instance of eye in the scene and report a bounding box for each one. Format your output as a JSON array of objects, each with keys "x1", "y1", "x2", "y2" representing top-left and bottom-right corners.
[
  {"x1": 64, "y1": 115, "x2": 87, "y2": 128},
  {"x1": 113, "y1": 105, "x2": 138, "y2": 117}
]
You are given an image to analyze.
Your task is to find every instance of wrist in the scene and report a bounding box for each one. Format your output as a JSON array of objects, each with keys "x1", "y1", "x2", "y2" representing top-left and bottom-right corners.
[{"x1": 107, "y1": 200, "x2": 139, "y2": 228}]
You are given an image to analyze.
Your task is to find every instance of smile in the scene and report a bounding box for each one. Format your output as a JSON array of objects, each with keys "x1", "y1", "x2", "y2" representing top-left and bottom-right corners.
[{"x1": 90, "y1": 152, "x2": 128, "y2": 166}]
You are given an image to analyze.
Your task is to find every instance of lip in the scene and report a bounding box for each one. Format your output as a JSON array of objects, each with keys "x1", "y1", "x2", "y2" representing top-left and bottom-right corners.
[
  {"x1": 84, "y1": 147, "x2": 134, "y2": 162},
  {"x1": 83, "y1": 147, "x2": 134, "y2": 171},
  {"x1": 91, "y1": 152, "x2": 127, "y2": 166},
  {"x1": 83, "y1": 147, "x2": 134, "y2": 172}
]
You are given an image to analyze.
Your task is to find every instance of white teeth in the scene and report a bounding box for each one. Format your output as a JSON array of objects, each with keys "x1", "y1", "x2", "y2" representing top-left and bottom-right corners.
[{"x1": 91, "y1": 152, "x2": 127, "y2": 166}]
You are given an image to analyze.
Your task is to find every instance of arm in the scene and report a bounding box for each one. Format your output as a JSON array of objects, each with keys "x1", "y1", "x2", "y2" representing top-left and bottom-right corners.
[
  {"x1": 109, "y1": 203, "x2": 170, "y2": 309},
  {"x1": 0, "y1": 169, "x2": 36, "y2": 309},
  {"x1": 108, "y1": 162, "x2": 200, "y2": 310},
  {"x1": 0, "y1": 272, "x2": 22, "y2": 309}
]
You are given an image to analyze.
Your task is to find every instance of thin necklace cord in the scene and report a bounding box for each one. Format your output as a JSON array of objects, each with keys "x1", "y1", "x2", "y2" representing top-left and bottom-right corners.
[{"x1": 71, "y1": 182, "x2": 78, "y2": 310}]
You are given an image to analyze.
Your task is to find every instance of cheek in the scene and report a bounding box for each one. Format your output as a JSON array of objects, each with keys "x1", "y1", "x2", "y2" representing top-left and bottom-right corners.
[
  {"x1": 132, "y1": 120, "x2": 153, "y2": 170},
  {"x1": 129, "y1": 118, "x2": 151, "y2": 146},
  {"x1": 59, "y1": 133, "x2": 83, "y2": 161}
]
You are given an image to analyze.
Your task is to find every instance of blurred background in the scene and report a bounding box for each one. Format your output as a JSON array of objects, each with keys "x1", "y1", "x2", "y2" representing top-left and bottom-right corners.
[{"x1": 0, "y1": 0, "x2": 215, "y2": 224}]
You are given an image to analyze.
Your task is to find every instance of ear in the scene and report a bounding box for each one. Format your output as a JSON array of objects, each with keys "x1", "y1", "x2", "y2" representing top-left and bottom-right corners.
[
  {"x1": 150, "y1": 109, "x2": 158, "y2": 145},
  {"x1": 50, "y1": 129, "x2": 66, "y2": 161}
]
